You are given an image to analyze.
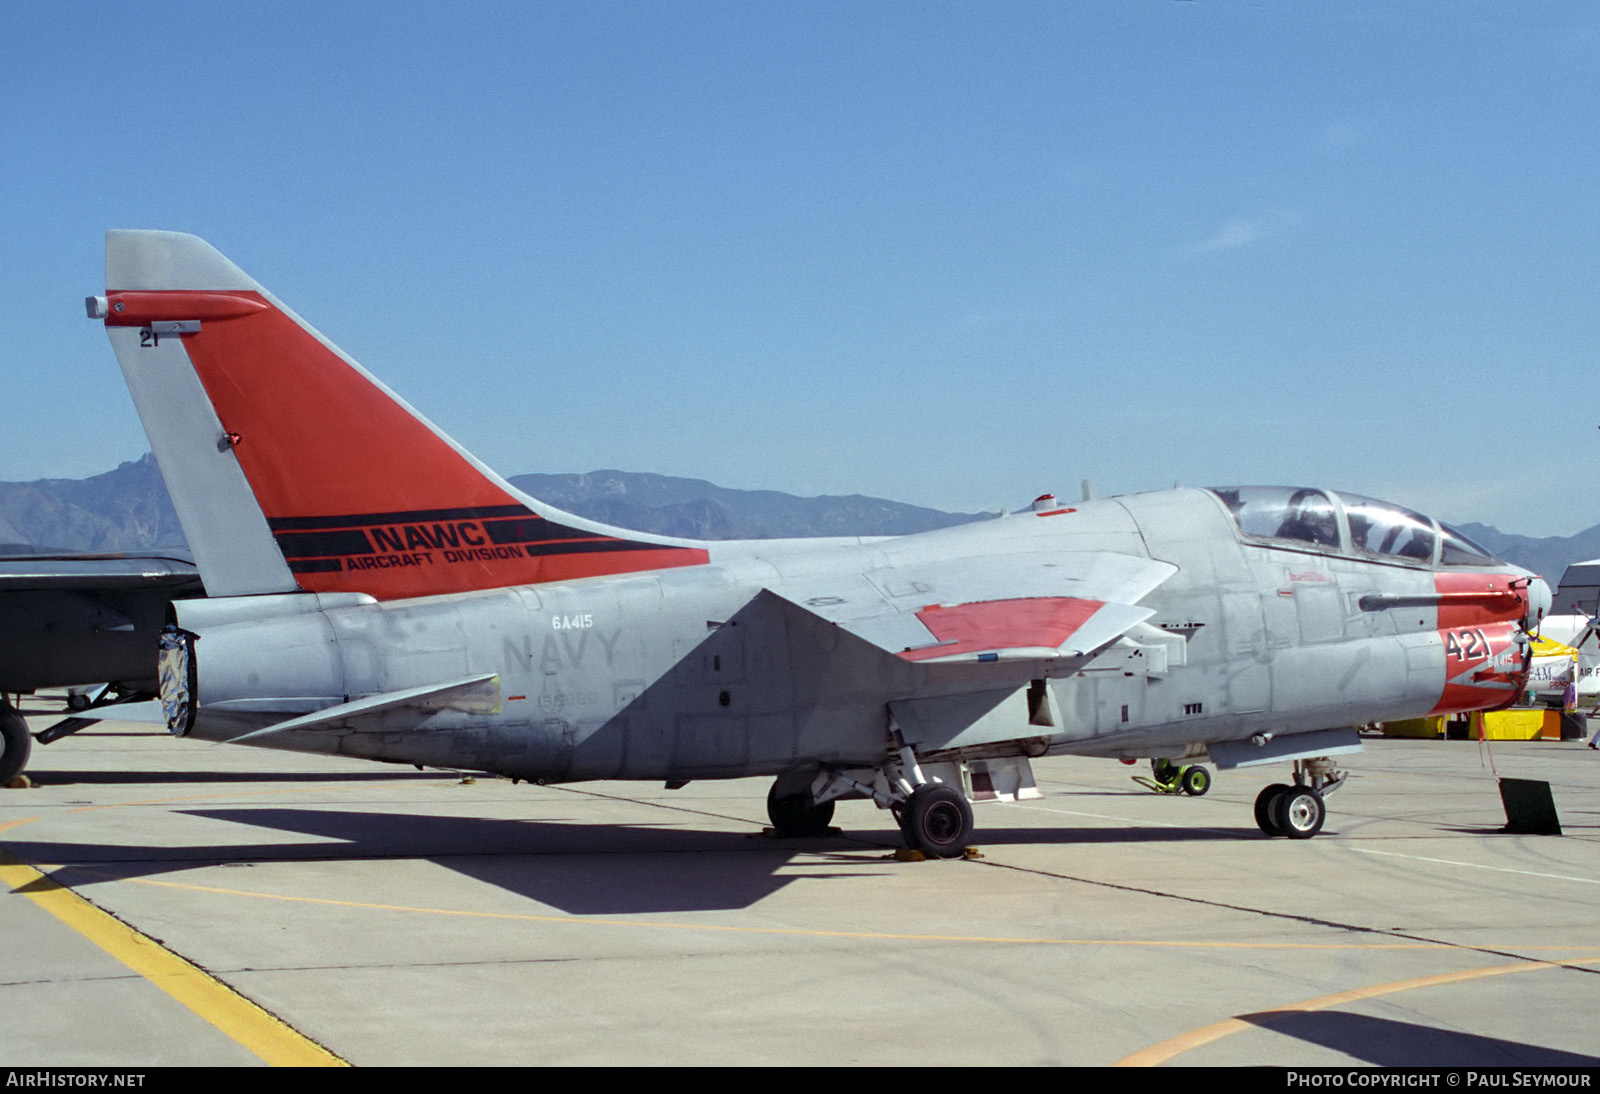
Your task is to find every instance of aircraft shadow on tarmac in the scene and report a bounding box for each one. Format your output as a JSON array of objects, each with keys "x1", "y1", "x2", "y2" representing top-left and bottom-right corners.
[
  {"x1": 1240, "y1": 1009, "x2": 1600, "y2": 1066},
  {"x1": 8, "y1": 808, "x2": 891, "y2": 915},
  {"x1": 5, "y1": 805, "x2": 1258, "y2": 915}
]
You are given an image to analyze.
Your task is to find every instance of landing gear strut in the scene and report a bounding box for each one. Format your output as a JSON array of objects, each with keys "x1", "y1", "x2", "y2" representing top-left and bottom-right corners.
[
  {"x1": 786, "y1": 729, "x2": 983, "y2": 858},
  {"x1": 1255, "y1": 757, "x2": 1344, "y2": 839}
]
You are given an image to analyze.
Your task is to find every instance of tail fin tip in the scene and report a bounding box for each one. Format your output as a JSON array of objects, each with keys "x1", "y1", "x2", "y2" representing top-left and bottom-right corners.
[{"x1": 106, "y1": 230, "x2": 258, "y2": 293}]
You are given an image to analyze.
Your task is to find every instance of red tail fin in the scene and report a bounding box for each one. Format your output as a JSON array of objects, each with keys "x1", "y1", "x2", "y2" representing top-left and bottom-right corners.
[{"x1": 100, "y1": 232, "x2": 707, "y2": 600}]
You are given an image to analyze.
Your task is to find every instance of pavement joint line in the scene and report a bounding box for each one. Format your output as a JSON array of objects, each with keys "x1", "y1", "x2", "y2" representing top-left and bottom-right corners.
[
  {"x1": 971, "y1": 854, "x2": 1600, "y2": 976},
  {"x1": 0, "y1": 840, "x2": 345, "y2": 1067},
  {"x1": 21, "y1": 862, "x2": 1600, "y2": 955},
  {"x1": 11, "y1": 772, "x2": 1600, "y2": 993},
  {"x1": 1115, "y1": 955, "x2": 1600, "y2": 1067},
  {"x1": 12, "y1": 788, "x2": 1600, "y2": 959}
]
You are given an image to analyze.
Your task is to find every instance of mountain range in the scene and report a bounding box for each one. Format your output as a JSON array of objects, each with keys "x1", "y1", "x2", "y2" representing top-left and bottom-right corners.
[
  {"x1": 0, "y1": 455, "x2": 984, "y2": 554},
  {"x1": 3, "y1": 455, "x2": 1594, "y2": 587}
]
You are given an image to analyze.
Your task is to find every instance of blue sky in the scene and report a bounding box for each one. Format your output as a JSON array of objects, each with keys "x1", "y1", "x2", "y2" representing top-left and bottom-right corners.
[{"x1": 4, "y1": 1, "x2": 1597, "y2": 535}]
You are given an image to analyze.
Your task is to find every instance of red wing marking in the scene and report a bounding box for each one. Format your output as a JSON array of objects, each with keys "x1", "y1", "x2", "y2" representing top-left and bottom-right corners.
[{"x1": 897, "y1": 597, "x2": 1105, "y2": 662}]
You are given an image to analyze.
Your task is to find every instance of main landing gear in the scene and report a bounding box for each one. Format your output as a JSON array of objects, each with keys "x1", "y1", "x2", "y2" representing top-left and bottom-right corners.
[
  {"x1": 766, "y1": 780, "x2": 835, "y2": 838},
  {"x1": 766, "y1": 770, "x2": 976, "y2": 858},
  {"x1": 1255, "y1": 757, "x2": 1346, "y2": 839},
  {"x1": 894, "y1": 783, "x2": 974, "y2": 858},
  {"x1": 766, "y1": 733, "x2": 983, "y2": 858},
  {"x1": 1, "y1": 697, "x2": 32, "y2": 785}
]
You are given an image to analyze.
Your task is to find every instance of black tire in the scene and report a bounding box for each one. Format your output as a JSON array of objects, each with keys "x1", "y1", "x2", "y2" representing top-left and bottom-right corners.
[
  {"x1": 901, "y1": 784, "x2": 973, "y2": 858},
  {"x1": 766, "y1": 783, "x2": 835, "y2": 838},
  {"x1": 1272, "y1": 786, "x2": 1326, "y2": 839},
  {"x1": 1180, "y1": 765, "x2": 1211, "y2": 796},
  {"x1": 1255, "y1": 783, "x2": 1290, "y2": 836},
  {"x1": 1, "y1": 702, "x2": 32, "y2": 785},
  {"x1": 65, "y1": 692, "x2": 92, "y2": 713}
]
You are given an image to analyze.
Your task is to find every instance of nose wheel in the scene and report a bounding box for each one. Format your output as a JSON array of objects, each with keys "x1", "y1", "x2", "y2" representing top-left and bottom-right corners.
[
  {"x1": 1270, "y1": 785, "x2": 1326, "y2": 838},
  {"x1": 1255, "y1": 758, "x2": 1341, "y2": 838}
]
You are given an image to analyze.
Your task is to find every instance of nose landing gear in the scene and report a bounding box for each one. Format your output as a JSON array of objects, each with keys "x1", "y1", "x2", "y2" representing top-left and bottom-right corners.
[{"x1": 1255, "y1": 757, "x2": 1345, "y2": 838}]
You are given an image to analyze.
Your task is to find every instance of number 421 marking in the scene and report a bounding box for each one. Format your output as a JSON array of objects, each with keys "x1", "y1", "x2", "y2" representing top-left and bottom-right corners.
[{"x1": 1445, "y1": 628, "x2": 1491, "y2": 661}]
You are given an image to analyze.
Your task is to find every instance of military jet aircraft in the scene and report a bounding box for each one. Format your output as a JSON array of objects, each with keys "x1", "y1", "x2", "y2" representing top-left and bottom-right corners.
[
  {"x1": 0, "y1": 551, "x2": 202, "y2": 783},
  {"x1": 77, "y1": 230, "x2": 1550, "y2": 855}
]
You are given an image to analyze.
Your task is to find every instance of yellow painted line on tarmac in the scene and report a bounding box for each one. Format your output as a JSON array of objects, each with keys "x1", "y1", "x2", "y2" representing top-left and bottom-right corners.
[
  {"x1": 0, "y1": 818, "x2": 344, "y2": 1067},
  {"x1": 88, "y1": 873, "x2": 1600, "y2": 955},
  {"x1": 1115, "y1": 956, "x2": 1600, "y2": 1067}
]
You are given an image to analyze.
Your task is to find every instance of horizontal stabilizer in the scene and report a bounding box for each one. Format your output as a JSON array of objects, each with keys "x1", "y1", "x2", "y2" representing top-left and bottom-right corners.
[
  {"x1": 229, "y1": 673, "x2": 501, "y2": 743},
  {"x1": 765, "y1": 551, "x2": 1175, "y2": 664},
  {"x1": 38, "y1": 701, "x2": 170, "y2": 736}
]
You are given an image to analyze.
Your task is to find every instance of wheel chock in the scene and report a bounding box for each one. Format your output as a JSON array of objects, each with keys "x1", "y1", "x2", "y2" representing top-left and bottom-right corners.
[{"x1": 1499, "y1": 778, "x2": 1561, "y2": 835}]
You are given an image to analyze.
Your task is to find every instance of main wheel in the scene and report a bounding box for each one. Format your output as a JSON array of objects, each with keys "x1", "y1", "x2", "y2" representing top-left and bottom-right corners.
[
  {"x1": 1255, "y1": 783, "x2": 1290, "y2": 836},
  {"x1": 1, "y1": 702, "x2": 32, "y2": 785},
  {"x1": 766, "y1": 783, "x2": 835, "y2": 838},
  {"x1": 1180, "y1": 765, "x2": 1211, "y2": 796},
  {"x1": 900, "y1": 784, "x2": 973, "y2": 858},
  {"x1": 1271, "y1": 786, "x2": 1326, "y2": 839}
]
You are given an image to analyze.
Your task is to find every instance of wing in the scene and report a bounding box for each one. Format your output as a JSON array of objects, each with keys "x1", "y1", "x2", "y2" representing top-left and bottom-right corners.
[
  {"x1": 0, "y1": 553, "x2": 204, "y2": 693},
  {"x1": 764, "y1": 550, "x2": 1177, "y2": 664},
  {"x1": 0, "y1": 553, "x2": 202, "y2": 592}
]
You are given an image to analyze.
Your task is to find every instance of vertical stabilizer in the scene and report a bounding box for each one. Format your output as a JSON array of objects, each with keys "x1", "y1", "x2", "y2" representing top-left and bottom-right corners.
[
  {"x1": 100, "y1": 231, "x2": 297, "y2": 597},
  {"x1": 94, "y1": 230, "x2": 708, "y2": 600}
]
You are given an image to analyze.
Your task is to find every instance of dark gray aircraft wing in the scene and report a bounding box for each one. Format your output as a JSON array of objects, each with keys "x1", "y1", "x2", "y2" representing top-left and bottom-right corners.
[
  {"x1": 0, "y1": 553, "x2": 203, "y2": 781},
  {"x1": 0, "y1": 552, "x2": 202, "y2": 692}
]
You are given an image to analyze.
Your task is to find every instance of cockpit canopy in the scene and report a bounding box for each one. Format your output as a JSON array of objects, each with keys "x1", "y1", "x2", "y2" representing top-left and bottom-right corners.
[{"x1": 1207, "y1": 486, "x2": 1502, "y2": 567}]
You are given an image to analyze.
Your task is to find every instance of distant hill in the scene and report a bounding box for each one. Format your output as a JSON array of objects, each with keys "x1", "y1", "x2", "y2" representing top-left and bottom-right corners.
[
  {"x1": 0, "y1": 456, "x2": 986, "y2": 555},
  {"x1": 0, "y1": 454, "x2": 187, "y2": 554},
  {"x1": 3, "y1": 457, "x2": 1593, "y2": 583},
  {"x1": 1452, "y1": 524, "x2": 1600, "y2": 591},
  {"x1": 506, "y1": 470, "x2": 984, "y2": 539}
]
